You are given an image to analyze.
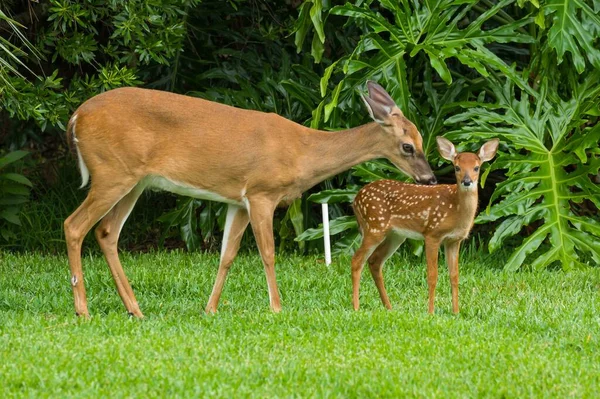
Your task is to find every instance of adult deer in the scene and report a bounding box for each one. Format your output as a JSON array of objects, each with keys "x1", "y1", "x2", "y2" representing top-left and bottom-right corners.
[
  {"x1": 351, "y1": 137, "x2": 499, "y2": 314},
  {"x1": 64, "y1": 81, "x2": 436, "y2": 318}
]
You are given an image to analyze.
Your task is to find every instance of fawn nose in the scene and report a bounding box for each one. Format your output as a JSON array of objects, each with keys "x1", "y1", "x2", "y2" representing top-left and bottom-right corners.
[{"x1": 462, "y1": 178, "x2": 472, "y2": 187}]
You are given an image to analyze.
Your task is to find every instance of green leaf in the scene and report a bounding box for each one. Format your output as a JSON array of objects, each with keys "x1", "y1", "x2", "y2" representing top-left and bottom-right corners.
[
  {"x1": 504, "y1": 223, "x2": 550, "y2": 271},
  {"x1": 309, "y1": 0, "x2": 325, "y2": 44},
  {"x1": 296, "y1": 216, "x2": 357, "y2": 241},
  {"x1": 311, "y1": 30, "x2": 325, "y2": 63},
  {"x1": 0, "y1": 197, "x2": 28, "y2": 206},
  {"x1": 324, "y1": 81, "x2": 342, "y2": 122},
  {"x1": 320, "y1": 60, "x2": 340, "y2": 97},
  {"x1": 307, "y1": 189, "x2": 357, "y2": 204},
  {"x1": 0, "y1": 151, "x2": 28, "y2": 169},
  {"x1": 0, "y1": 173, "x2": 32, "y2": 187},
  {"x1": 1, "y1": 185, "x2": 30, "y2": 196},
  {"x1": 544, "y1": 0, "x2": 600, "y2": 73},
  {"x1": 332, "y1": 230, "x2": 362, "y2": 256},
  {"x1": 179, "y1": 201, "x2": 201, "y2": 252},
  {"x1": 425, "y1": 49, "x2": 452, "y2": 84},
  {"x1": 0, "y1": 208, "x2": 21, "y2": 225},
  {"x1": 294, "y1": 1, "x2": 313, "y2": 52}
]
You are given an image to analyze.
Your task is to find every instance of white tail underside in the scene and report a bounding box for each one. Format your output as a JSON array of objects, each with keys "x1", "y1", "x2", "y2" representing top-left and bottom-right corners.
[{"x1": 71, "y1": 115, "x2": 90, "y2": 188}]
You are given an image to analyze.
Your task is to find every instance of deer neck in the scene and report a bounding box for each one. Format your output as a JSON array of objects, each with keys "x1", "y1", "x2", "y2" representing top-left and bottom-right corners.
[
  {"x1": 454, "y1": 186, "x2": 479, "y2": 231},
  {"x1": 301, "y1": 122, "x2": 383, "y2": 187}
]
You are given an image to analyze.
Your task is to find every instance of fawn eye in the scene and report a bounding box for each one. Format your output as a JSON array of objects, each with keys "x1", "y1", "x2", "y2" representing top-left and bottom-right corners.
[
  {"x1": 474, "y1": 166, "x2": 480, "y2": 172},
  {"x1": 455, "y1": 166, "x2": 461, "y2": 172},
  {"x1": 402, "y1": 144, "x2": 414, "y2": 154}
]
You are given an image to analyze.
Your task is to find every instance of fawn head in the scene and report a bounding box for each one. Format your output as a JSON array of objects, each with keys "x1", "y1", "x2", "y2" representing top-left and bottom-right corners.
[
  {"x1": 362, "y1": 81, "x2": 437, "y2": 185},
  {"x1": 436, "y1": 137, "x2": 499, "y2": 191}
]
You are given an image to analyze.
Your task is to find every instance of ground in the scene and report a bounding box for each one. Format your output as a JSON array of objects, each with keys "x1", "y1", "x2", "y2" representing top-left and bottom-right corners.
[{"x1": 1, "y1": 251, "x2": 599, "y2": 397}]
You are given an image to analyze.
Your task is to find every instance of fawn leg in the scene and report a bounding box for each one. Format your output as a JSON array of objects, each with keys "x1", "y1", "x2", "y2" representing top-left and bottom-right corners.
[
  {"x1": 351, "y1": 234, "x2": 385, "y2": 310},
  {"x1": 367, "y1": 234, "x2": 405, "y2": 309},
  {"x1": 444, "y1": 240, "x2": 461, "y2": 314},
  {"x1": 425, "y1": 237, "x2": 441, "y2": 314}
]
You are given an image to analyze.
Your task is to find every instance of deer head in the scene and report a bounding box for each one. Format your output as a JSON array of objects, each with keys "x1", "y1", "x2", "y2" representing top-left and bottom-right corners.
[{"x1": 362, "y1": 81, "x2": 437, "y2": 185}]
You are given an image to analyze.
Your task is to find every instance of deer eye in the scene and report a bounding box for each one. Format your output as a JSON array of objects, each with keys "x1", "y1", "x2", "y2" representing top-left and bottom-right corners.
[
  {"x1": 474, "y1": 166, "x2": 480, "y2": 172},
  {"x1": 455, "y1": 166, "x2": 461, "y2": 172},
  {"x1": 402, "y1": 144, "x2": 414, "y2": 154}
]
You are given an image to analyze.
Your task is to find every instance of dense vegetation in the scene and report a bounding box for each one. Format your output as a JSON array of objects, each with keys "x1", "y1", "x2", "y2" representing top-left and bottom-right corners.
[{"x1": 1, "y1": 0, "x2": 599, "y2": 270}]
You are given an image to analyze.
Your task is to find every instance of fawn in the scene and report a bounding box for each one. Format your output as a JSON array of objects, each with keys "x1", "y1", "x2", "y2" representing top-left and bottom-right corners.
[{"x1": 351, "y1": 137, "x2": 499, "y2": 314}]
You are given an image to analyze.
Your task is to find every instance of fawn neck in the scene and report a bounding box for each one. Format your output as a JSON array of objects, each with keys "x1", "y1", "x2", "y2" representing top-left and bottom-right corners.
[{"x1": 450, "y1": 184, "x2": 479, "y2": 235}]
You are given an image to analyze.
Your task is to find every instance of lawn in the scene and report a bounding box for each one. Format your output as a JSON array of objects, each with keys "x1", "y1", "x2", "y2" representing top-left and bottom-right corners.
[{"x1": 1, "y1": 250, "x2": 599, "y2": 398}]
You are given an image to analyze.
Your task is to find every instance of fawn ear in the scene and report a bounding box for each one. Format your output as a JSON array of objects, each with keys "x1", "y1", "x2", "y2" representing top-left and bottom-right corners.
[
  {"x1": 361, "y1": 81, "x2": 399, "y2": 123},
  {"x1": 478, "y1": 138, "x2": 499, "y2": 162},
  {"x1": 436, "y1": 136, "x2": 456, "y2": 161}
]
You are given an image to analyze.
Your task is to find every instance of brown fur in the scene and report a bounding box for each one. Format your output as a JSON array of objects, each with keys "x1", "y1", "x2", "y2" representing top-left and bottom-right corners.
[
  {"x1": 351, "y1": 138, "x2": 499, "y2": 314},
  {"x1": 64, "y1": 84, "x2": 437, "y2": 317}
]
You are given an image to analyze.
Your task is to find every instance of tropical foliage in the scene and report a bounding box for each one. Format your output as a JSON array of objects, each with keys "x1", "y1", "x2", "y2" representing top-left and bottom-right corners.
[
  {"x1": 448, "y1": 71, "x2": 600, "y2": 270},
  {"x1": 0, "y1": 150, "x2": 31, "y2": 241},
  {"x1": 296, "y1": 0, "x2": 600, "y2": 270},
  {"x1": 1, "y1": 0, "x2": 599, "y2": 269}
]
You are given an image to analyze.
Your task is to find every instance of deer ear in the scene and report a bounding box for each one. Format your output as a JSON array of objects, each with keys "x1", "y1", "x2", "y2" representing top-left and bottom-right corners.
[
  {"x1": 362, "y1": 81, "x2": 398, "y2": 123},
  {"x1": 478, "y1": 138, "x2": 499, "y2": 162},
  {"x1": 436, "y1": 136, "x2": 456, "y2": 161}
]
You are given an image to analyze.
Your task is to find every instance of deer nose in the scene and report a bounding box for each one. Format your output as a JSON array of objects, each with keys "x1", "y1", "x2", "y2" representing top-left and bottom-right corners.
[
  {"x1": 462, "y1": 179, "x2": 472, "y2": 187},
  {"x1": 416, "y1": 175, "x2": 437, "y2": 185}
]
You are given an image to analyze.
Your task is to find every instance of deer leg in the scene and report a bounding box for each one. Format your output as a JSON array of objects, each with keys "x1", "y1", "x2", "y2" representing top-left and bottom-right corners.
[
  {"x1": 425, "y1": 237, "x2": 441, "y2": 314},
  {"x1": 351, "y1": 234, "x2": 385, "y2": 311},
  {"x1": 205, "y1": 205, "x2": 250, "y2": 314},
  {"x1": 367, "y1": 234, "x2": 405, "y2": 310},
  {"x1": 94, "y1": 183, "x2": 145, "y2": 318},
  {"x1": 444, "y1": 240, "x2": 461, "y2": 314},
  {"x1": 64, "y1": 180, "x2": 137, "y2": 317},
  {"x1": 246, "y1": 198, "x2": 281, "y2": 312}
]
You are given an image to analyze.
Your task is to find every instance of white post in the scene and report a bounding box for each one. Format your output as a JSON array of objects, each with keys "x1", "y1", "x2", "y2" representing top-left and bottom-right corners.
[{"x1": 322, "y1": 203, "x2": 332, "y2": 266}]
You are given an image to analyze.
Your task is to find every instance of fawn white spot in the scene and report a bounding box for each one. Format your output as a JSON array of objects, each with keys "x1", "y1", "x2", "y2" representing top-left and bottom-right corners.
[{"x1": 71, "y1": 275, "x2": 78, "y2": 287}]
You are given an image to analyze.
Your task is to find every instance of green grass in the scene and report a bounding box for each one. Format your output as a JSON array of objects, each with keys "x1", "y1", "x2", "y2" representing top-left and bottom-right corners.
[{"x1": 1, "y1": 250, "x2": 599, "y2": 397}]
